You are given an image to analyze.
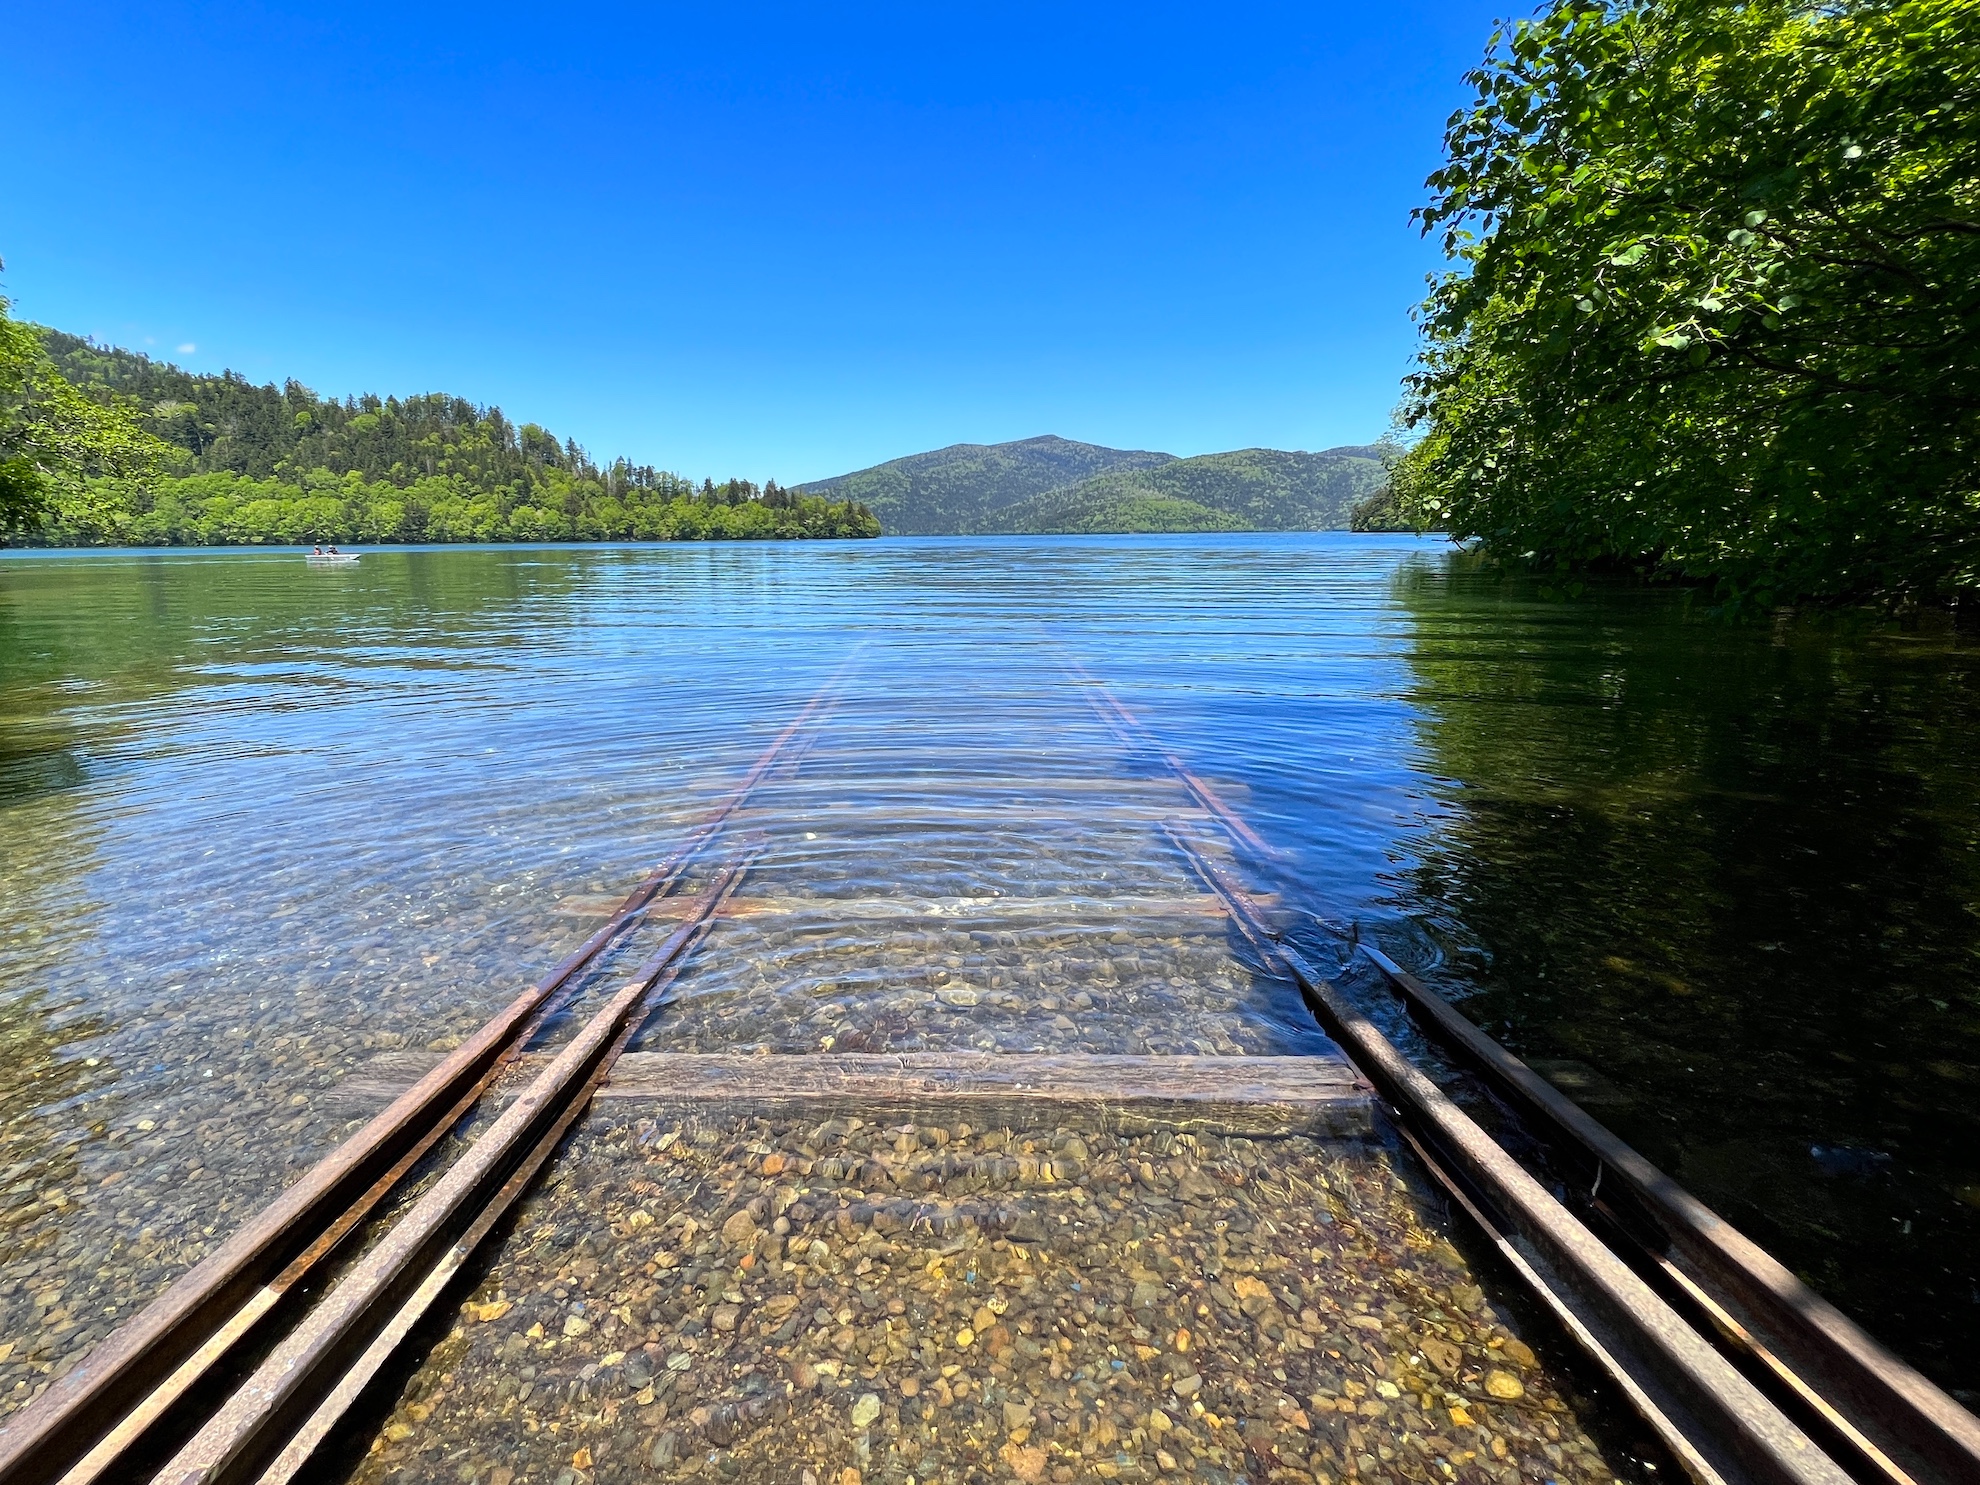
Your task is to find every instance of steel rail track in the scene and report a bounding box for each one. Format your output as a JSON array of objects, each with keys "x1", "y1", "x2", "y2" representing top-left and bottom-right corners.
[
  {"x1": 0, "y1": 674, "x2": 850, "y2": 1485},
  {"x1": 1170, "y1": 829, "x2": 1845, "y2": 1485},
  {"x1": 1069, "y1": 673, "x2": 1916, "y2": 1485},
  {"x1": 1063, "y1": 660, "x2": 1278, "y2": 859},
  {"x1": 154, "y1": 852, "x2": 755, "y2": 1485},
  {"x1": 1347, "y1": 940, "x2": 1980, "y2": 1485}
]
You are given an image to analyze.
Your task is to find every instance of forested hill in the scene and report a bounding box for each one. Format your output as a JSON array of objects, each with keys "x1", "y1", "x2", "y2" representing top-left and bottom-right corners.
[
  {"x1": 795, "y1": 435, "x2": 1173, "y2": 535},
  {"x1": 979, "y1": 446, "x2": 1390, "y2": 534},
  {"x1": 23, "y1": 331, "x2": 879, "y2": 546},
  {"x1": 800, "y1": 435, "x2": 1390, "y2": 535},
  {"x1": 44, "y1": 330, "x2": 611, "y2": 489}
]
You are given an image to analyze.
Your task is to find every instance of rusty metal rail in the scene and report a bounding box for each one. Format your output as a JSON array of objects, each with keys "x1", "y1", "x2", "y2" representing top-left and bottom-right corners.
[
  {"x1": 1350, "y1": 941, "x2": 1980, "y2": 1485},
  {"x1": 1064, "y1": 659, "x2": 1278, "y2": 859},
  {"x1": 1068, "y1": 666, "x2": 1980, "y2": 1485},
  {"x1": 1170, "y1": 828, "x2": 1846, "y2": 1485},
  {"x1": 0, "y1": 678, "x2": 847, "y2": 1485},
  {"x1": 156, "y1": 854, "x2": 753, "y2": 1485}
]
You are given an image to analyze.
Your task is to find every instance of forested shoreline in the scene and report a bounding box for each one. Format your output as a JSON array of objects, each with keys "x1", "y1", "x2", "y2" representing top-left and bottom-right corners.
[
  {"x1": 24, "y1": 466, "x2": 880, "y2": 548},
  {"x1": 0, "y1": 324, "x2": 879, "y2": 546},
  {"x1": 1394, "y1": 0, "x2": 1978, "y2": 611}
]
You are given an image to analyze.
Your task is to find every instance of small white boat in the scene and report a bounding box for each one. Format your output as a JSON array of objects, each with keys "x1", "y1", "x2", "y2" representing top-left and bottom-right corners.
[{"x1": 304, "y1": 552, "x2": 360, "y2": 566}]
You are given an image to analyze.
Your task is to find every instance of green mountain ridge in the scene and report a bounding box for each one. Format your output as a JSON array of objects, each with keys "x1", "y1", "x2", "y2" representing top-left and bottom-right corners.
[
  {"x1": 981, "y1": 445, "x2": 1390, "y2": 535},
  {"x1": 803, "y1": 437, "x2": 1392, "y2": 535},
  {"x1": 797, "y1": 435, "x2": 1172, "y2": 535}
]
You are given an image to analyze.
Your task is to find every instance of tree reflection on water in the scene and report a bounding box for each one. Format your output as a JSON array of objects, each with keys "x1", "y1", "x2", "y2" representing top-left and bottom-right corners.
[{"x1": 1390, "y1": 555, "x2": 1980, "y2": 1397}]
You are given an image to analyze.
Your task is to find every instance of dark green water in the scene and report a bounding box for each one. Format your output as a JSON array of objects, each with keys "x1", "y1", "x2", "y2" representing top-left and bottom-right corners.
[
  {"x1": 0, "y1": 536, "x2": 1974, "y2": 1411},
  {"x1": 1388, "y1": 558, "x2": 1980, "y2": 1401}
]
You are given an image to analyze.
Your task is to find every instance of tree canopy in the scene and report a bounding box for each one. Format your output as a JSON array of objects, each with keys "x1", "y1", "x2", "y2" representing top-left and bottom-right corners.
[
  {"x1": 1396, "y1": 0, "x2": 1980, "y2": 609},
  {"x1": 0, "y1": 290, "x2": 166, "y2": 538},
  {"x1": 1, "y1": 320, "x2": 878, "y2": 546}
]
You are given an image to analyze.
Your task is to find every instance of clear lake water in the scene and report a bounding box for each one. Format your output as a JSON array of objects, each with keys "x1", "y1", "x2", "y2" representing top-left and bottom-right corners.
[{"x1": 0, "y1": 533, "x2": 1974, "y2": 1427}]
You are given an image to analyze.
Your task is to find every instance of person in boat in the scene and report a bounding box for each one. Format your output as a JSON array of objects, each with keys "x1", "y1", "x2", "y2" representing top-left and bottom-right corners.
[
  {"x1": 312, "y1": 545, "x2": 323, "y2": 555},
  {"x1": 327, "y1": 544, "x2": 341, "y2": 554}
]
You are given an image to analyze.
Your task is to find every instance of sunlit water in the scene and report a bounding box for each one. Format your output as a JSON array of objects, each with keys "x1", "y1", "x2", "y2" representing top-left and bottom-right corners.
[{"x1": 0, "y1": 535, "x2": 1974, "y2": 1409}]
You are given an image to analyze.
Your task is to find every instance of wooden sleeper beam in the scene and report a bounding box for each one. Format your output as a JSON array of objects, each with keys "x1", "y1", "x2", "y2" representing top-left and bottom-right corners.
[{"x1": 325, "y1": 1051, "x2": 1373, "y2": 1137}]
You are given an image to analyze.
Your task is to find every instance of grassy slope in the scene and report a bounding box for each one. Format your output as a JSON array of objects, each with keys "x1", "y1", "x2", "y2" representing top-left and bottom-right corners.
[
  {"x1": 797, "y1": 435, "x2": 1174, "y2": 535},
  {"x1": 977, "y1": 446, "x2": 1390, "y2": 534}
]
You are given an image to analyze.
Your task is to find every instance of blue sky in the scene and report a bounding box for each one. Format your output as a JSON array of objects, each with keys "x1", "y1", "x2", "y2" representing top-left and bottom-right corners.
[{"x1": 1, "y1": 2, "x2": 1505, "y2": 483}]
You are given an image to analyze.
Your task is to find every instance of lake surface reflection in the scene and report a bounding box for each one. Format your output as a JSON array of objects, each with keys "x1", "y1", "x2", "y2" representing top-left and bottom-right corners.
[{"x1": 0, "y1": 535, "x2": 1973, "y2": 1402}]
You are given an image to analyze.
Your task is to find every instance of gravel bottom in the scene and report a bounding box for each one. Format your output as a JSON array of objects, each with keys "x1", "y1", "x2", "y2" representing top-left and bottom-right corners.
[
  {"x1": 0, "y1": 884, "x2": 672, "y2": 1420},
  {"x1": 348, "y1": 1109, "x2": 1638, "y2": 1485},
  {"x1": 649, "y1": 915, "x2": 1331, "y2": 1062}
]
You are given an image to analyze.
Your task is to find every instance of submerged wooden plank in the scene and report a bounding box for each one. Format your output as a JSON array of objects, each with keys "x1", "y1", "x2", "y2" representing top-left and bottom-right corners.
[
  {"x1": 596, "y1": 1052, "x2": 1372, "y2": 1136},
  {"x1": 727, "y1": 802, "x2": 1214, "y2": 828},
  {"x1": 552, "y1": 892, "x2": 1250, "y2": 923},
  {"x1": 744, "y1": 775, "x2": 1226, "y2": 797},
  {"x1": 325, "y1": 1052, "x2": 1371, "y2": 1136}
]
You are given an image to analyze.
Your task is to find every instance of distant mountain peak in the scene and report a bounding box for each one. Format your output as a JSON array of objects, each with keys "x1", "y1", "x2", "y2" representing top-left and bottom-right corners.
[
  {"x1": 800, "y1": 437, "x2": 1388, "y2": 536},
  {"x1": 798, "y1": 436, "x2": 1174, "y2": 535},
  {"x1": 991, "y1": 433, "x2": 1166, "y2": 455}
]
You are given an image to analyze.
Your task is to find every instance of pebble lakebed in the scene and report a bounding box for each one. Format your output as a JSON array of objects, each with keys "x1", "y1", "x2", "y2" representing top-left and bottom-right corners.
[
  {"x1": 348, "y1": 1111, "x2": 1632, "y2": 1485},
  {"x1": 340, "y1": 740, "x2": 1639, "y2": 1484},
  {"x1": 6, "y1": 677, "x2": 1648, "y2": 1482}
]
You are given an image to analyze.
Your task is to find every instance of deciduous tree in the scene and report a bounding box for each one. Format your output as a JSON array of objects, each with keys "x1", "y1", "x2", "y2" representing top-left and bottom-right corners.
[
  {"x1": 0, "y1": 281, "x2": 166, "y2": 537},
  {"x1": 1399, "y1": 0, "x2": 1980, "y2": 607}
]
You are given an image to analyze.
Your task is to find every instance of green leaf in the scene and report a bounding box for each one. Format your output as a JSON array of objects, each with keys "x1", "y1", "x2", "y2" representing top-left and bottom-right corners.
[{"x1": 1398, "y1": 0, "x2": 1980, "y2": 606}]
